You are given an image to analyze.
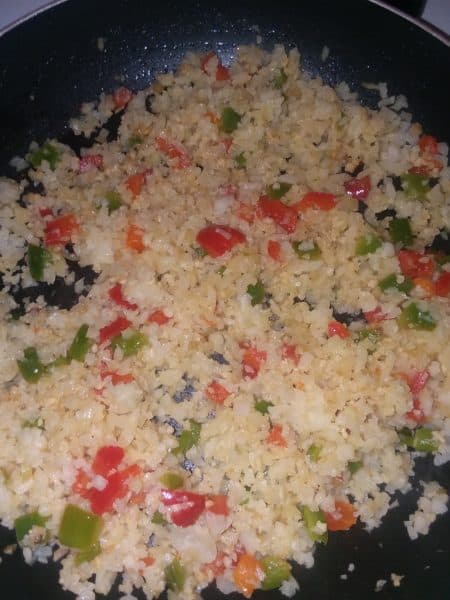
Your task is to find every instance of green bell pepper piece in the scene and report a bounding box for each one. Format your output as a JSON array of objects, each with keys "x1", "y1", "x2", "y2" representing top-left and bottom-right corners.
[
  {"x1": 266, "y1": 182, "x2": 291, "y2": 199},
  {"x1": 356, "y1": 327, "x2": 382, "y2": 345},
  {"x1": 165, "y1": 558, "x2": 186, "y2": 591},
  {"x1": 246, "y1": 280, "x2": 265, "y2": 306},
  {"x1": 348, "y1": 460, "x2": 363, "y2": 474},
  {"x1": 220, "y1": 107, "x2": 241, "y2": 134},
  {"x1": 261, "y1": 556, "x2": 291, "y2": 590},
  {"x1": 128, "y1": 134, "x2": 144, "y2": 147},
  {"x1": 300, "y1": 506, "x2": 328, "y2": 543},
  {"x1": 398, "y1": 427, "x2": 438, "y2": 453},
  {"x1": 17, "y1": 347, "x2": 48, "y2": 383},
  {"x1": 397, "y1": 302, "x2": 436, "y2": 331},
  {"x1": 22, "y1": 417, "x2": 45, "y2": 431},
  {"x1": 234, "y1": 152, "x2": 246, "y2": 169},
  {"x1": 58, "y1": 504, "x2": 103, "y2": 549},
  {"x1": 292, "y1": 241, "x2": 322, "y2": 260},
  {"x1": 28, "y1": 142, "x2": 61, "y2": 170},
  {"x1": 306, "y1": 443, "x2": 322, "y2": 462},
  {"x1": 104, "y1": 191, "x2": 123, "y2": 214},
  {"x1": 378, "y1": 273, "x2": 413, "y2": 294},
  {"x1": 14, "y1": 511, "x2": 48, "y2": 542},
  {"x1": 151, "y1": 510, "x2": 168, "y2": 525},
  {"x1": 173, "y1": 420, "x2": 201, "y2": 455},
  {"x1": 388, "y1": 218, "x2": 414, "y2": 246},
  {"x1": 160, "y1": 472, "x2": 184, "y2": 490},
  {"x1": 27, "y1": 244, "x2": 52, "y2": 281},
  {"x1": 273, "y1": 68, "x2": 288, "y2": 89},
  {"x1": 355, "y1": 234, "x2": 382, "y2": 256},
  {"x1": 75, "y1": 541, "x2": 102, "y2": 565},
  {"x1": 111, "y1": 330, "x2": 148, "y2": 357},
  {"x1": 254, "y1": 398, "x2": 274, "y2": 415},
  {"x1": 66, "y1": 324, "x2": 92, "y2": 362},
  {"x1": 401, "y1": 173, "x2": 430, "y2": 199}
]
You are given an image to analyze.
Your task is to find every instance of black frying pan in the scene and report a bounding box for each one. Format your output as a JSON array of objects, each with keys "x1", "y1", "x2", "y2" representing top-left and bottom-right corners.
[{"x1": 0, "y1": 1, "x2": 450, "y2": 598}]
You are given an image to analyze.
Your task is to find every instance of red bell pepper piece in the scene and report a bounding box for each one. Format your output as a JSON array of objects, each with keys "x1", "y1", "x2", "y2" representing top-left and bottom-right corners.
[
  {"x1": 419, "y1": 135, "x2": 439, "y2": 155},
  {"x1": 294, "y1": 191, "x2": 337, "y2": 211},
  {"x1": 113, "y1": 86, "x2": 133, "y2": 109},
  {"x1": 155, "y1": 135, "x2": 191, "y2": 169},
  {"x1": 126, "y1": 169, "x2": 152, "y2": 198},
  {"x1": 281, "y1": 343, "x2": 300, "y2": 365},
  {"x1": 343, "y1": 176, "x2": 371, "y2": 201},
  {"x1": 397, "y1": 250, "x2": 435, "y2": 280},
  {"x1": 161, "y1": 489, "x2": 206, "y2": 527},
  {"x1": 39, "y1": 207, "x2": 53, "y2": 218},
  {"x1": 325, "y1": 500, "x2": 357, "y2": 531},
  {"x1": 200, "y1": 52, "x2": 231, "y2": 81},
  {"x1": 328, "y1": 320, "x2": 350, "y2": 339},
  {"x1": 98, "y1": 316, "x2": 131, "y2": 345},
  {"x1": 126, "y1": 223, "x2": 146, "y2": 253},
  {"x1": 240, "y1": 343, "x2": 267, "y2": 379},
  {"x1": 148, "y1": 309, "x2": 171, "y2": 325},
  {"x1": 266, "y1": 424, "x2": 288, "y2": 448},
  {"x1": 92, "y1": 445, "x2": 125, "y2": 477},
  {"x1": 44, "y1": 214, "x2": 79, "y2": 246},
  {"x1": 256, "y1": 196, "x2": 298, "y2": 233},
  {"x1": 108, "y1": 283, "x2": 138, "y2": 310},
  {"x1": 205, "y1": 381, "x2": 230, "y2": 405},
  {"x1": 206, "y1": 494, "x2": 229, "y2": 516},
  {"x1": 267, "y1": 240, "x2": 281, "y2": 261},
  {"x1": 435, "y1": 272, "x2": 450, "y2": 297},
  {"x1": 79, "y1": 154, "x2": 103, "y2": 173},
  {"x1": 196, "y1": 225, "x2": 246, "y2": 258},
  {"x1": 364, "y1": 306, "x2": 388, "y2": 323},
  {"x1": 100, "y1": 367, "x2": 134, "y2": 385}
]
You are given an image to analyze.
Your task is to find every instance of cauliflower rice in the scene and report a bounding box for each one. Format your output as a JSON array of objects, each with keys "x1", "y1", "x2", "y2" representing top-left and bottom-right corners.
[{"x1": 0, "y1": 44, "x2": 450, "y2": 599}]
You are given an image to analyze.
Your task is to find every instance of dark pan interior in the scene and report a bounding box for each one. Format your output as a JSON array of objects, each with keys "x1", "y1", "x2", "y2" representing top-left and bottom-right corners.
[{"x1": 0, "y1": 0, "x2": 450, "y2": 598}]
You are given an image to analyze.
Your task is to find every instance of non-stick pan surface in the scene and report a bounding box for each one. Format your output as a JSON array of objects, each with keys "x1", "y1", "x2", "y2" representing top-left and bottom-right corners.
[{"x1": 0, "y1": 1, "x2": 449, "y2": 598}]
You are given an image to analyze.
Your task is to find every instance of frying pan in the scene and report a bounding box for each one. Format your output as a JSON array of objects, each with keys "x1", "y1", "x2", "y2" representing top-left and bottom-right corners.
[{"x1": 0, "y1": 1, "x2": 450, "y2": 598}]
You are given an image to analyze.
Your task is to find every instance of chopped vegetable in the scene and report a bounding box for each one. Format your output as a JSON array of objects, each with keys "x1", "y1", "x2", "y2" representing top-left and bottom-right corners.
[
  {"x1": 328, "y1": 320, "x2": 350, "y2": 339},
  {"x1": 389, "y1": 218, "x2": 414, "y2": 246},
  {"x1": 398, "y1": 250, "x2": 435, "y2": 279},
  {"x1": 79, "y1": 154, "x2": 103, "y2": 173},
  {"x1": 148, "y1": 309, "x2": 171, "y2": 325},
  {"x1": 160, "y1": 472, "x2": 184, "y2": 490},
  {"x1": 246, "y1": 280, "x2": 265, "y2": 306},
  {"x1": 419, "y1": 135, "x2": 439, "y2": 155},
  {"x1": 292, "y1": 240, "x2": 321, "y2": 260},
  {"x1": 58, "y1": 504, "x2": 103, "y2": 549},
  {"x1": 266, "y1": 182, "x2": 291, "y2": 200},
  {"x1": 126, "y1": 223, "x2": 146, "y2": 252},
  {"x1": 173, "y1": 420, "x2": 202, "y2": 455},
  {"x1": 99, "y1": 316, "x2": 131, "y2": 345},
  {"x1": 254, "y1": 398, "x2": 274, "y2": 415},
  {"x1": 110, "y1": 330, "x2": 148, "y2": 357},
  {"x1": 261, "y1": 556, "x2": 291, "y2": 590},
  {"x1": 161, "y1": 489, "x2": 206, "y2": 527},
  {"x1": 398, "y1": 427, "x2": 438, "y2": 453},
  {"x1": 196, "y1": 224, "x2": 246, "y2": 257},
  {"x1": 294, "y1": 191, "x2": 336, "y2": 212},
  {"x1": 151, "y1": 511, "x2": 167, "y2": 525},
  {"x1": 27, "y1": 244, "x2": 51, "y2": 281},
  {"x1": 23, "y1": 417, "x2": 45, "y2": 430},
  {"x1": 355, "y1": 234, "x2": 382, "y2": 256},
  {"x1": 325, "y1": 500, "x2": 357, "y2": 531},
  {"x1": 92, "y1": 446, "x2": 125, "y2": 477},
  {"x1": 89, "y1": 465, "x2": 141, "y2": 515},
  {"x1": 397, "y1": 302, "x2": 436, "y2": 331},
  {"x1": 14, "y1": 512, "x2": 48, "y2": 542},
  {"x1": 113, "y1": 86, "x2": 133, "y2": 109},
  {"x1": 206, "y1": 494, "x2": 229, "y2": 516},
  {"x1": 241, "y1": 343, "x2": 267, "y2": 379},
  {"x1": 44, "y1": 214, "x2": 79, "y2": 246},
  {"x1": 356, "y1": 327, "x2": 382, "y2": 345},
  {"x1": 267, "y1": 240, "x2": 281, "y2": 261},
  {"x1": 17, "y1": 347, "x2": 48, "y2": 383},
  {"x1": 104, "y1": 190, "x2": 122, "y2": 214},
  {"x1": 234, "y1": 152, "x2": 246, "y2": 168},
  {"x1": 74, "y1": 541, "x2": 101, "y2": 565},
  {"x1": 273, "y1": 68, "x2": 288, "y2": 89},
  {"x1": 220, "y1": 107, "x2": 241, "y2": 134},
  {"x1": 348, "y1": 460, "x2": 363, "y2": 474},
  {"x1": 155, "y1": 136, "x2": 191, "y2": 169},
  {"x1": 267, "y1": 424, "x2": 288, "y2": 447},
  {"x1": 281, "y1": 343, "x2": 300, "y2": 365},
  {"x1": 364, "y1": 306, "x2": 388, "y2": 323},
  {"x1": 66, "y1": 324, "x2": 92, "y2": 362},
  {"x1": 200, "y1": 52, "x2": 230, "y2": 81},
  {"x1": 165, "y1": 558, "x2": 187, "y2": 591},
  {"x1": 257, "y1": 196, "x2": 298, "y2": 233},
  {"x1": 108, "y1": 283, "x2": 138, "y2": 310},
  {"x1": 413, "y1": 277, "x2": 436, "y2": 297},
  {"x1": 344, "y1": 175, "x2": 371, "y2": 200},
  {"x1": 128, "y1": 134, "x2": 144, "y2": 147},
  {"x1": 378, "y1": 273, "x2": 413, "y2": 294},
  {"x1": 126, "y1": 170, "x2": 151, "y2": 197},
  {"x1": 233, "y1": 553, "x2": 263, "y2": 599},
  {"x1": 307, "y1": 443, "x2": 322, "y2": 462},
  {"x1": 401, "y1": 172, "x2": 430, "y2": 199},
  {"x1": 435, "y1": 271, "x2": 450, "y2": 297},
  {"x1": 300, "y1": 506, "x2": 328, "y2": 543},
  {"x1": 28, "y1": 142, "x2": 61, "y2": 170},
  {"x1": 205, "y1": 381, "x2": 230, "y2": 405}
]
